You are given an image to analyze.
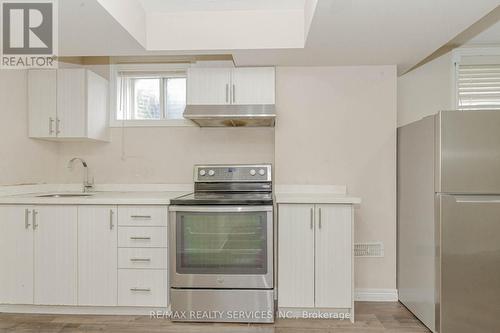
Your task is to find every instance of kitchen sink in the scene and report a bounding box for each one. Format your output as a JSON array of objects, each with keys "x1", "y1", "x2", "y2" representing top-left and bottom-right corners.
[{"x1": 36, "y1": 193, "x2": 95, "y2": 198}]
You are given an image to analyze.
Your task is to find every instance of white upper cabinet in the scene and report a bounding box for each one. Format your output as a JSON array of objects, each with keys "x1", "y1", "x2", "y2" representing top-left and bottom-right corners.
[
  {"x1": 28, "y1": 69, "x2": 109, "y2": 141},
  {"x1": 28, "y1": 70, "x2": 57, "y2": 138},
  {"x1": 187, "y1": 67, "x2": 275, "y2": 105},
  {"x1": 231, "y1": 67, "x2": 275, "y2": 105},
  {"x1": 78, "y1": 206, "x2": 118, "y2": 306},
  {"x1": 0, "y1": 206, "x2": 34, "y2": 304},
  {"x1": 56, "y1": 69, "x2": 87, "y2": 138},
  {"x1": 187, "y1": 68, "x2": 232, "y2": 105}
]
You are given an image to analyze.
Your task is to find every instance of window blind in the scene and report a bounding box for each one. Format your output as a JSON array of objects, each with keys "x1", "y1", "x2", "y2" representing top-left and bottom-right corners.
[{"x1": 457, "y1": 64, "x2": 500, "y2": 111}]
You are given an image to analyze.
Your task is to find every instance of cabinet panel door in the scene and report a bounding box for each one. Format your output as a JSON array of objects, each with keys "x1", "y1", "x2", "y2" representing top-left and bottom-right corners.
[
  {"x1": 187, "y1": 68, "x2": 232, "y2": 105},
  {"x1": 86, "y1": 71, "x2": 109, "y2": 141},
  {"x1": 57, "y1": 69, "x2": 86, "y2": 138},
  {"x1": 34, "y1": 206, "x2": 78, "y2": 305},
  {"x1": 231, "y1": 67, "x2": 275, "y2": 104},
  {"x1": 0, "y1": 206, "x2": 34, "y2": 304},
  {"x1": 315, "y1": 205, "x2": 352, "y2": 308},
  {"x1": 78, "y1": 206, "x2": 117, "y2": 306},
  {"x1": 28, "y1": 70, "x2": 57, "y2": 138},
  {"x1": 278, "y1": 204, "x2": 315, "y2": 308}
]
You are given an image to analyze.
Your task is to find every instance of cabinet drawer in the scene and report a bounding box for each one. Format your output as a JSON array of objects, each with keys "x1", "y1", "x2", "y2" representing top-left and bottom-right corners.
[
  {"x1": 118, "y1": 227, "x2": 167, "y2": 248},
  {"x1": 118, "y1": 206, "x2": 167, "y2": 227},
  {"x1": 118, "y1": 248, "x2": 167, "y2": 269},
  {"x1": 118, "y1": 269, "x2": 167, "y2": 307}
]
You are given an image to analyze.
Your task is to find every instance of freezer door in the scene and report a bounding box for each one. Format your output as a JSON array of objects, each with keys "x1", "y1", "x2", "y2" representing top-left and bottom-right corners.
[
  {"x1": 440, "y1": 195, "x2": 500, "y2": 333},
  {"x1": 437, "y1": 111, "x2": 500, "y2": 194}
]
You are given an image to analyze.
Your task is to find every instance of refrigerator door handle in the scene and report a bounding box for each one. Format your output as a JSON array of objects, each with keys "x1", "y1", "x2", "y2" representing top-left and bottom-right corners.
[{"x1": 454, "y1": 196, "x2": 500, "y2": 203}]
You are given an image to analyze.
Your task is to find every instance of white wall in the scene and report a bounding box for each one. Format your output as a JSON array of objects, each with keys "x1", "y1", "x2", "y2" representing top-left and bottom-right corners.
[
  {"x1": 0, "y1": 70, "x2": 59, "y2": 185},
  {"x1": 398, "y1": 52, "x2": 454, "y2": 127},
  {"x1": 275, "y1": 66, "x2": 397, "y2": 290},
  {"x1": 56, "y1": 127, "x2": 274, "y2": 184}
]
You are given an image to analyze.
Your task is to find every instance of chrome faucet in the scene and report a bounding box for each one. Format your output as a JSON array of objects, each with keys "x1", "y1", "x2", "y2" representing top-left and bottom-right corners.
[{"x1": 67, "y1": 157, "x2": 94, "y2": 192}]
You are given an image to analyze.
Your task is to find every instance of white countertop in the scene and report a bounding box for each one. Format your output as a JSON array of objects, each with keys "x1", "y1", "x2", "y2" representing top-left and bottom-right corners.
[
  {"x1": 0, "y1": 191, "x2": 189, "y2": 205},
  {"x1": 0, "y1": 184, "x2": 360, "y2": 205},
  {"x1": 0, "y1": 184, "x2": 192, "y2": 205},
  {"x1": 274, "y1": 185, "x2": 361, "y2": 204},
  {"x1": 275, "y1": 193, "x2": 361, "y2": 204}
]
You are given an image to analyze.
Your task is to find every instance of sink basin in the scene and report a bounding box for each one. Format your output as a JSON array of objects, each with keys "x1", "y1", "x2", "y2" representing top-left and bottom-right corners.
[{"x1": 36, "y1": 193, "x2": 94, "y2": 198}]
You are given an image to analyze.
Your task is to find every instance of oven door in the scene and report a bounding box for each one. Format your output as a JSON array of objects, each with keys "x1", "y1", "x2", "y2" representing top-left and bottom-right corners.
[{"x1": 169, "y1": 205, "x2": 273, "y2": 289}]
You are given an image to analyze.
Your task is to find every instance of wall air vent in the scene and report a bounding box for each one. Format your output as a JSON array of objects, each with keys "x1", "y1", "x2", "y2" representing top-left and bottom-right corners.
[{"x1": 354, "y1": 242, "x2": 384, "y2": 257}]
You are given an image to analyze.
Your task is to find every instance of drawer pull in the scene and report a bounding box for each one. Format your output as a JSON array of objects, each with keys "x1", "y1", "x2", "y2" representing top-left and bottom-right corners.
[
  {"x1": 130, "y1": 288, "x2": 151, "y2": 292},
  {"x1": 130, "y1": 258, "x2": 151, "y2": 262},
  {"x1": 130, "y1": 215, "x2": 152, "y2": 219},
  {"x1": 130, "y1": 236, "x2": 151, "y2": 240}
]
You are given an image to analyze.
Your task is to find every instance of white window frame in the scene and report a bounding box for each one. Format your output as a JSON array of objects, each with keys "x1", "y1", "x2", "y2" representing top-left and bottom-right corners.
[
  {"x1": 109, "y1": 63, "x2": 195, "y2": 127},
  {"x1": 452, "y1": 46, "x2": 500, "y2": 110}
]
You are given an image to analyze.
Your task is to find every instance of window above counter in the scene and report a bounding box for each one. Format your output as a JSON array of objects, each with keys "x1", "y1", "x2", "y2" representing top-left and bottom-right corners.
[{"x1": 110, "y1": 63, "x2": 194, "y2": 127}]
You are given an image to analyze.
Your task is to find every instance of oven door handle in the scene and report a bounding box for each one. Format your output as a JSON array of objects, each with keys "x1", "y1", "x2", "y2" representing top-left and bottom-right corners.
[{"x1": 168, "y1": 205, "x2": 273, "y2": 213}]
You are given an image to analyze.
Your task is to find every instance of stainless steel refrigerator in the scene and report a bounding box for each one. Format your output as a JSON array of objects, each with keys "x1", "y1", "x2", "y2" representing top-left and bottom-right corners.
[{"x1": 398, "y1": 110, "x2": 500, "y2": 333}]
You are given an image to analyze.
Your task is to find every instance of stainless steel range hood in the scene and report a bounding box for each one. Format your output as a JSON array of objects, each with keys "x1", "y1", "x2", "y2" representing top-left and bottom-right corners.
[{"x1": 183, "y1": 105, "x2": 276, "y2": 127}]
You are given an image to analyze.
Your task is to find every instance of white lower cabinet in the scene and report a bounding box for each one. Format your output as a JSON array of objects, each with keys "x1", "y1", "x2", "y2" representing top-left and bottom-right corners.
[
  {"x1": 0, "y1": 204, "x2": 169, "y2": 312},
  {"x1": 278, "y1": 203, "x2": 354, "y2": 317},
  {"x1": 33, "y1": 206, "x2": 78, "y2": 305},
  {"x1": 116, "y1": 206, "x2": 168, "y2": 308},
  {"x1": 0, "y1": 206, "x2": 34, "y2": 304},
  {"x1": 277, "y1": 204, "x2": 315, "y2": 308},
  {"x1": 314, "y1": 205, "x2": 352, "y2": 308},
  {"x1": 118, "y1": 270, "x2": 167, "y2": 307},
  {"x1": 78, "y1": 206, "x2": 118, "y2": 306},
  {"x1": 118, "y1": 248, "x2": 167, "y2": 269},
  {"x1": 118, "y1": 227, "x2": 167, "y2": 248}
]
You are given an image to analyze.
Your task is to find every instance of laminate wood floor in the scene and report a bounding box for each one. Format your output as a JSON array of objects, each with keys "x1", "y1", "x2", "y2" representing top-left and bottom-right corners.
[{"x1": 0, "y1": 302, "x2": 430, "y2": 333}]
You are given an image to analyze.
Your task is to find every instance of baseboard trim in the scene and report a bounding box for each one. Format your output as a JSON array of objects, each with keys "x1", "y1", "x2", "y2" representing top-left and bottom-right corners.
[
  {"x1": 354, "y1": 289, "x2": 398, "y2": 302},
  {"x1": 0, "y1": 304, "x2": 167, "y2": 316}
]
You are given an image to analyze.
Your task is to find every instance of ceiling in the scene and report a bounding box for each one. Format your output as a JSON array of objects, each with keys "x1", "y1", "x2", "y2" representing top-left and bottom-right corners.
[
  {"x1": 58, "y1": 0, "x2": 500, "y2": 74},
  {"x1": 95, "y1": 0, "x2": 316, "y2": 51},
  {"x1": 138, "y1": 0, "x2": 306, "y2": 13}
]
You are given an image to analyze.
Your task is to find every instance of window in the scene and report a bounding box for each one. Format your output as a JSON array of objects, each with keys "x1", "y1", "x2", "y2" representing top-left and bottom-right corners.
[
  {"x1": 453, "y1": 48, "x2": 500, "y2": 111},
  {"x1": 457, "y1": 64, "x2": 500, "y2": 111},
  {"x1": 111, "y1": 64, "x2": 192, "y2": 126}
]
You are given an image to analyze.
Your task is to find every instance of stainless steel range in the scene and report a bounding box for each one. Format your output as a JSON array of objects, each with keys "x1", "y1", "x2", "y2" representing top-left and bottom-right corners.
[{"x1": 169, "y1": 164, "x2": 274, "y2": 323}]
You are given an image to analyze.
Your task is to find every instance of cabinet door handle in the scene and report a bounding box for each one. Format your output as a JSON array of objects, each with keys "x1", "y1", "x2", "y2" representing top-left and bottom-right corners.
[
  {"x1": 310, "y1": 207, "x2": 314, "y2": 230},
  {"x1": 130, "y1": 258, "x2": 151, "y2": 262},
  {"x1": 25, "y1": 209, "x2": 31, "y2": 229},
  {"x1": 32, "y1": 210, "x2": 38, "y2": 230},
  {"x1": 48, "y1": 117, "x2": 55, "y2": 135},
  {"x1": 232, "y1": 84, "x2": 236, "y2": 103},
  {"x1": 130, "y1": 215, "x2": 151, "y2": 219},
  {"x1": 56, "y1": 118, "x2": 61, "y2": 134},
  {"x1": 109, "y1": 209, "x2": 114, "y2": 230},
  {"x1": 130, "y1": 237, "x2": 151, "y2": 240},
  {"x1": 225, "y1": 84, "x2": 229, "y2": 103},
  {"x1": 130, "y1": 288, "x2": 151, "y2": 292},
  {"x1": 318, "y1": 208, "x2": 322, "y2": 229}
]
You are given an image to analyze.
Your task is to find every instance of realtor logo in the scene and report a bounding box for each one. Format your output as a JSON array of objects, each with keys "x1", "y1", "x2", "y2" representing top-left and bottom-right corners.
[{"x1": 1, "y1": 0, "x2": 58, "y2": 68}]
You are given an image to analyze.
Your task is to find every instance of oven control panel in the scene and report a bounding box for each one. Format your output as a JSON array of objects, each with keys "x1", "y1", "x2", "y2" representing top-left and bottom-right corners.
[{"x1": 194, "y1": 165, "x2": 272, "y2": 182}]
